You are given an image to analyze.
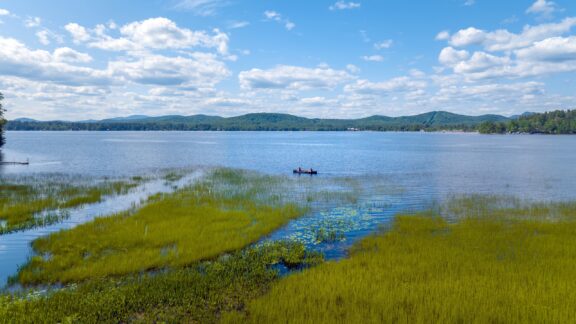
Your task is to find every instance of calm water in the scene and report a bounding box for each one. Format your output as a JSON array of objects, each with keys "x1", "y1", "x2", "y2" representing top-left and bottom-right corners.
[
  {"x1": 3, "y1": 131, "x2": 576, "y2": 200},
  {"x1": 2, "y1": 131, "x2": 576, "y2": 287}
]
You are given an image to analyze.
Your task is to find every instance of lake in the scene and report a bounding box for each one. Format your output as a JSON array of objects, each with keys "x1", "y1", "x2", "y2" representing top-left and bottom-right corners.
[
  {"x1": 2, "y1": 131, "x2": 576, "y2": 286},
  {"x1": 3, "y1": 131, "x2": 576, "y2": 200}
]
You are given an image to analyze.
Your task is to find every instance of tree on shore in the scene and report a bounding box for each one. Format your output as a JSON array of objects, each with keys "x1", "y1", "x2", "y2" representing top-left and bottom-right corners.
[{"x1": 0, "y1": 92, "x2": 5, "y2": 147}]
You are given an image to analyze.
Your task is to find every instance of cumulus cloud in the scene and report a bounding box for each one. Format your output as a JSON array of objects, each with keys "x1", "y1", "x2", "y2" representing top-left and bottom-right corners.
[
  {"x1": 438, "y1": 17, "x2": 576, "y2": 79},
  {"x1": 109, "y1": 52, "x2": 229, "y2": 88},
  {"x1": 239, "y1": 65, "x2": 352, "y2": 90},
  {"x1": 452, "y1": 52, "x2": 511, "y2": 74},
  {"x1": 439, "y1": 47, "x2": 470, "y2": 66},
  {"x1": 0, "y1": 8, "x2": 10, "y2": 16},
  {"x1": 447, "y1": 17, "x2": 576, "y2": 51},
  {"x1": 0, "y1": 36, "x2": 111, "y2": 86},
  {"x1": 449, "y1": 27, "x2": 487, "y2": 47},
  {"x1": 65, "y1": 23, "x2": 91, "y2": 43},
  {"x1": 515, "y1": 36, "x2": 576, "y2": 62},
  {"x1": 65, "y1": 18, "x2": 230, "y2": 54},
  {"x1": 435, "y1": 30, "x2": 451, "y2": 41},
  {"x1": 36, "y1": 30, "x2": 51, "y2": 45},
  {"x1": 53, "y1": 47, "x2": 93, "y2": 63},
  {"x1": 345, "y1": 77, "x2": 427, "y2": 96},
  {"x1": 329, "y1": 1, "x2": 361, "y2": 11}
]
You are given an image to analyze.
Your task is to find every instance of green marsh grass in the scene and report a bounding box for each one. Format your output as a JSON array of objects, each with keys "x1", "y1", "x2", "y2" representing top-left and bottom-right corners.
[
  {"x1": 226, "y1": 196, "x2": 576, "y2": 323},
  {"x1": 0, "y1": 176, "x2": 141, "y2": 234},
  {"x1": 0, "y1": 241, "x2": 322, "y2": 323},
  {"x1": 16, "y1": 169, "x2": 315, "y2": 285}
]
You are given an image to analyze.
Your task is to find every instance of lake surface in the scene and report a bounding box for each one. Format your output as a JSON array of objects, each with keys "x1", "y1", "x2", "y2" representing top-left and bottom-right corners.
[
  {"x1": 2, "y1": 131, "x2": 576, "y2": 287},
  {"x1": 3, "y1": 131, "x2": 576, "y2": 200}
]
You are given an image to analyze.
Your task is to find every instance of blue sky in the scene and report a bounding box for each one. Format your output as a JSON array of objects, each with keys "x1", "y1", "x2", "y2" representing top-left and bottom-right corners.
[{"x1": 0, "y1": 0, "x2": 575, "y2": 120}]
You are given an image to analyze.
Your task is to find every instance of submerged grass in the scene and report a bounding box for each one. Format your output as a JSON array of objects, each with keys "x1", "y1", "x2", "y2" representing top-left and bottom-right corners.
[
  {"x1": 0, "y1": 175, "x2": 141, "y2": 234},
  {"x1": 0, "y1": 241, "x2": 322, "y2": 323},
  {"x1": 227, "y1": 196, "x2": 576, "y2": 323},
  {"x1": 15, "y1": 169, "x2": 311, "y2": 285}
]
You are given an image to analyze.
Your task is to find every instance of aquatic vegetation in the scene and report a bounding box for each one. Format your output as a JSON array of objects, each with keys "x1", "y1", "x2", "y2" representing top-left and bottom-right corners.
[
  {"x1": 0, "y1": 176, "x2": 141, "y2": 234},
  {"x1": 277, "y1": 207, "x2": 387, "y2": 246},
  {"x1": 15, "y1": 169, "x2": 312, "y2": 285},
  {"x1": 0, "y1": 241, "x2": 321, "y2": 324},
  {"x1": 227, "y1": 196, "x2": 576, "y2": 323}
]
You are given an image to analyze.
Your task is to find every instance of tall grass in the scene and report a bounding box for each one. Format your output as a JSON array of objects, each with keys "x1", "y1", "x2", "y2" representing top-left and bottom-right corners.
[
  {"x1": 0, "y1": 175, "x2": 141, "y2": 234},
  {"x1": 226, "y1": 196, "x2": 576, "y2": 323},
  {"x1": 15, "y1": 169, "x2": 311, "y2": 285},
  {"x1": 0, "y1": 241, "x2": 322, "y2": 323}
]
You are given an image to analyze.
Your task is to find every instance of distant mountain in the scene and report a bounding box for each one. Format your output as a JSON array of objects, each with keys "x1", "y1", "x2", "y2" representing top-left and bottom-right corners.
[
  {"x1": 99, "y1": 115, "x2": 151, "y2": 123},
  {"x1": 6, "y1": 111, "x2": 510, "y2": 132},
  {"x1": 509, "y1": 112, "x2": 536, "y2": 119},
  {"x1": 12, "y1": 118, "x2": 38, "y2": 122}
]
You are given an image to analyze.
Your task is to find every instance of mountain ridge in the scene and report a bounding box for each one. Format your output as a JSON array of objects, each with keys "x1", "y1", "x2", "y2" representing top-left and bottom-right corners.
[{"x1": 7, "y1": 111, "x2": 511, "y2": 132}]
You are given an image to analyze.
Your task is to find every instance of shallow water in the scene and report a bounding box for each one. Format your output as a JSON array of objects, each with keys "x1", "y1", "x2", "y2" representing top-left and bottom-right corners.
[
  {"x1": 2, "y1": 131, "x2": 576, "y2": 286},
  {"x1": 0, "y1": 172, "x2": 202, "y2": 287}
]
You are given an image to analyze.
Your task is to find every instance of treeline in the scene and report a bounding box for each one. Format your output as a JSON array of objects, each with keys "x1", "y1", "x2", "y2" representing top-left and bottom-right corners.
[
  {"x1": 6, "y1": 111, "x2": 506, "y2": 132},
  {"x1": 0, "y1": 92, "x2": 5, "y2": 147},
  {"x1": 479, "y1": 110, "x2": 576, "y2": 134},
  {"x1": 6, "y1": 121, "x2": 479, "y2": 132}
]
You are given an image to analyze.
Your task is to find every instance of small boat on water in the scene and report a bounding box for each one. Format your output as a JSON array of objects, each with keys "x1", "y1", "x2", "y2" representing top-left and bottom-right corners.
[{"x1": 293, "y1": 168, "x2": 318, "y2": 175}]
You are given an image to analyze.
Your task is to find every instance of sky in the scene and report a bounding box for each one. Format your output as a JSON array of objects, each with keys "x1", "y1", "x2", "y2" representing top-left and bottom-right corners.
[{"x1": 0, "y1": 0, "x2": 575, "y2": 120}]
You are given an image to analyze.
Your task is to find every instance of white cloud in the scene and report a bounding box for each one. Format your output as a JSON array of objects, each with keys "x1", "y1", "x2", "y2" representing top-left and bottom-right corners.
[
  {"x1": 453, "y1": 52, "x2": 511, "y2": 74},
  {"x1": 174, "y1": 0, "x2": 227, "y2": 16},
  {"x1": 24, "y1": 16, "x2": 41, "y2": 28},
  {"x1": 35, "y1": 29, "x2": 64, "y2": 46},
  {"x1": 362, "y1": 55, "x2": 384, "y2": 62},
  {"x1": 53, "y1": 47, "x2": 93, "y2": 63},
  {"x1": 438, "y1": 17, "x2": 576, "y2": 80},
  {"x1": 264, "y1": 11, "x2": 295, "y2": 31},
  {"x1": 239, "y1": 65, "x2": 352, "y2": 90},
  {"x1": 0, "y1": 36, "x2": 111, "y2": 86},
  {"x1": 109, "y1": 52, "x2": 229, "y2": 88},
  {"x1": 66, "y1": 18, "x2": 230, "y2": 54},
  {"x1": 447, "y1": 17, "x2": 576, "y2": 52},
  {"x1": 36, "y1": 30, "x2": 51, "y2": 45},
  {"x1": 65, "y1": 23, "x2": 91, "y2": 43},
  {"x1": 435, "y1": 30, "x2": 451, "y2": 41},
  {"x1": 526, "y1": 0, "x2": 557, "y2": 18},
  {"x1": 345, "y1": 77, "x2": 427, "y2": 96},
  {"x1": 374, "y1": 40, "x2": 393, "y2": 50},
  {"x1": 229, "y1": 21, "x2": 250, "y2": 29},
  {"x1": 0, "y1": 9, "x2": 9, "y2": 16},
  {"x1": 329, "y1": 1, "x2": 361, "y2": 11},
  {"x1": 449, "y1": 27, "x2": 486, "y2": 47},
  {"x1": 515, "y1": 36, "x2": 576, "y2": 62},
  {"x1": 439, "y1": 47, "x2": 470, "y2": 66},
  {"x1": 300, "y1": 96, "x2": 336, "y2": 107},
  {"x1": 464, "y1": 0, "x2": 475, "y2": 6},
  {"x1": 346, "y1": 64, "x2": 360, "y2": 73}
]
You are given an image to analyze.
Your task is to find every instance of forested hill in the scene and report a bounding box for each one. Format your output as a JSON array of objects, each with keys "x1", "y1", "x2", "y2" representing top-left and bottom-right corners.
[
  {"x1": 7, "y1": 111, "x2": 509, "y2": 131},
  {"x1": 479, "y1": 110, "x2": 576, "y2": 134}
]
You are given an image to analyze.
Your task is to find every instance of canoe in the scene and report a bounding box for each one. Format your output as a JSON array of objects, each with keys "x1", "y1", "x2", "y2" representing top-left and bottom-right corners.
[{"x1": 293, "y1": 169, "x2": 318, "y2": 175}]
